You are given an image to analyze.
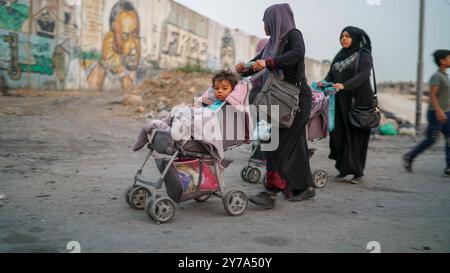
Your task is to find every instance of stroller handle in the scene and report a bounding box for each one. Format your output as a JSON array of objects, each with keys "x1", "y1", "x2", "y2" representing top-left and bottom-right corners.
[
  {"x1": 244, "y1": 61, "x2": 256, "y2": 69},
  {"x1": 240, "y1": 61, "x2": 267, "y2": 82}
]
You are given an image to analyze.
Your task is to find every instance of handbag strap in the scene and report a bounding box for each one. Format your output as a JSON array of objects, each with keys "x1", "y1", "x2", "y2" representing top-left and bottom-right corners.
[
  {"x1": 271, "y1": 31, "x2": 304, "y2": 88},
  {"x1": 354, "y1": 48, "x2": 378, "y2": 106}
]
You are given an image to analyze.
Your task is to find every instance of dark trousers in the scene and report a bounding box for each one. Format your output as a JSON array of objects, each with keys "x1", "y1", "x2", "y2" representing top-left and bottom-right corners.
[{"x1": 407, "y1": 110, "x2": 450, "y2": 168}]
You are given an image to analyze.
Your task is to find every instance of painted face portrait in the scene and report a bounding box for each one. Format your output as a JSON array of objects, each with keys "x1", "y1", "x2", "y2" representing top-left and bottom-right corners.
[{"x1": 112, "y1": 9, "x2": 141, "y2": 71}]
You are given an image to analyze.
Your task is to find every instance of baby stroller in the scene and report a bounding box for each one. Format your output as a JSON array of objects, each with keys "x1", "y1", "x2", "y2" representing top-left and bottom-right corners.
[
  {"x1": 240, "y1": 83, "x2": 333, "y2": 189},
  {"x1": 125, "y1": 84, "x2": 252, "y2": 224}
]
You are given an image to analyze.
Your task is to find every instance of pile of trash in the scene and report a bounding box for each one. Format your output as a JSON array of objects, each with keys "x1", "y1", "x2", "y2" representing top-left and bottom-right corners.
[{"x1": 374, "y1": 109, "x2": 416, "y2": 137}]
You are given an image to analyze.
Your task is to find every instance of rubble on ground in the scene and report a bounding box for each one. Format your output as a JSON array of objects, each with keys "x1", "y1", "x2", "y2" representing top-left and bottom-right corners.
[{"x1": 132, "y1": 70, "x2": 213, "y2": 117}]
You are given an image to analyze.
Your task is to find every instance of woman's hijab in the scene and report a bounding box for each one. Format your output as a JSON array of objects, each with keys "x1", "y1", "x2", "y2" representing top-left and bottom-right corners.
[
  {"x1": 332, "y1": 26, "x2": 372, "y2": 65},
  {"x1": 253, "y1": 3, "x2": 296, "y2": 88}
]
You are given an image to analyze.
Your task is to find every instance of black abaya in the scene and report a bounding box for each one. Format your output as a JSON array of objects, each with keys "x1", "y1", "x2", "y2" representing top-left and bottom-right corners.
[
  {"x1": 242, "y1": 29, "x2": 313, "y2": 196},
  {"x1": 325, "y1": 49, "x2": 374, "y2": 177}
]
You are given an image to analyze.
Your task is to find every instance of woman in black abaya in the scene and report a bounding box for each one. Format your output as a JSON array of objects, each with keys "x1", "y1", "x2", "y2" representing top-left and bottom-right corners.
[
  {"x1": 321, "y1": 26, "x2": 375, "y2": 184},
  {"x1": 236, "y1": 3, "x2": 315, "y2": 208}
]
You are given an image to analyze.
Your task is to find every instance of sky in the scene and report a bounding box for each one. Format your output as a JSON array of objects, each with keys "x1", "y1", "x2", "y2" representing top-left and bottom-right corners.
[{"x1": 174, "y1": 0, "x2": 450, "y2": 82}]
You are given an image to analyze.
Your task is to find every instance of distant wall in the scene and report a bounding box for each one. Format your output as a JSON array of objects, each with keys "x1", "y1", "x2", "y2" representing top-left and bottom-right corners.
[{"x1": 0, "y1": 0, "x2": 328, "y2": 91}]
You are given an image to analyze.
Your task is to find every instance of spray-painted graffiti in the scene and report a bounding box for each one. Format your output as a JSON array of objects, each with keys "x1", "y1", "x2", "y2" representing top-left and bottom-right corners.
[
  {"x1": 2, "y1": 32, "x2": 21, "y2": 80},
  {"x1": 34, "y1": 6, "x2": 56, "y2": 38},
  {"x1": 221, "y1": 28, "x2": 235, "y2": 69},
  {"x1": 0, "y1": 29, "x2": 57, "y2": 89},
  {"x1": 86, "y1": 0, "x2": 141, "y2": 91},
  {"x1": 3, "y1": 32, "x2": 53, "y2": 77},
  {"x1": 81, "y1": 0, "x2": 102, "y2": 49},
  {"x1": 52, "y1": 38, "x2": 81, "y2": 90},
  {"x1": 60, "y1": 0, "x2": 80, "y2": 41},
  {"x1": 2, "y1": 0, "x2": 313, "y2": 92},
  {"x1": 0, "y1": 0, "x2": 29, "y2": 31},
  {"x1": 160, "y1": 23, "x2": 208, "y2": 69}
]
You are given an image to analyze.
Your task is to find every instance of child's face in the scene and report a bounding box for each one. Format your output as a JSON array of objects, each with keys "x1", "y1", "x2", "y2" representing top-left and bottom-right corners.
[{"x1": 214, "y1": 80, "x2": 233, "y2": 101}]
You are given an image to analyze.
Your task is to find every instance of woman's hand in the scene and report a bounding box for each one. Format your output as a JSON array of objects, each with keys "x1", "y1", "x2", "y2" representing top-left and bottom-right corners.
[
  {"x1": 252, "y1": 60, "x2": 266, "y2": 71},
  {"x1": 235, "y1": 62, "x2": 246, "y2": 73},
  {"x1": 333, "y1": 83, "x2": 345, "y2": 91}
]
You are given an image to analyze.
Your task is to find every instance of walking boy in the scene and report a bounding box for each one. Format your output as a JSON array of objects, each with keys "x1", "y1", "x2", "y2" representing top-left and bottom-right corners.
[{"x1": 404, "y1": 50, "x2": 450, "y2": 176}]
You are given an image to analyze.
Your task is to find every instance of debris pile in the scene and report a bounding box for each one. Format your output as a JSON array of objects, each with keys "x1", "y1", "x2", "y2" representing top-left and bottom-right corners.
[
  {"x1": 124, "y1": 71, "x2": 213, "y2": 119},
  {"x1": 376, "y1": 109, "x2": 416, "y2": 136}
]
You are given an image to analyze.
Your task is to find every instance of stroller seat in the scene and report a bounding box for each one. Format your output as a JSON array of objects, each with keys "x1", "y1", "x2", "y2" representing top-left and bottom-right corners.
[{"x1": 148, "y1": 130, "x2": 216, "y2": 158}]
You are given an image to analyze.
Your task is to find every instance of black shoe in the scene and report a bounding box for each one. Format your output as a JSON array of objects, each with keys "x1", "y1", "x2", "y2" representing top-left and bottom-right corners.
[
  {"x1": 349, "y1": 175, "x2": 364, "y2": 184},
  {"x1": 443, "y1": 168, "x2": 450, "y2": 177},
  {"x1": 249, "y1": 192, "x2": 276, "y2": 209},
  {"x1": 288, "y1": 188, "x2": 316, "y2": 202},
  {"x1": 403, "y1": 155, "x2": 413, "y2": 173},
  {"x1": 334, "y1": 174, "x2": 347, "y2": 182}
]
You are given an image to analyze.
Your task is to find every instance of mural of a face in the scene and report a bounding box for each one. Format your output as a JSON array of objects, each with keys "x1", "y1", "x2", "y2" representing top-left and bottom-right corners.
[
  {"x1": 111, "y1": 9, "x2": 141, "y2": 71},
  {"x1": 87, "y1": 1, "x2": 141, "y2": 91}
]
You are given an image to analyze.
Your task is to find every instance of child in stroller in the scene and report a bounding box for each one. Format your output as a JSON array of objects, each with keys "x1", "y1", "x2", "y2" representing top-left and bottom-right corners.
[{"x1": 127, "y1": 70, "x2": 252, "y2": 224}]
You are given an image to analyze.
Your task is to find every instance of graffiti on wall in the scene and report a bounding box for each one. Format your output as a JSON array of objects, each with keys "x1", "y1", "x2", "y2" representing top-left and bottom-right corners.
[
  {"x1": 221, "y1": 28, "x2": 235, "y2": 70},
  {"x1": 34, "y1": 6, "x2": 56, "y2": 38},
  {"x1": 0, "y1": 0, "x2": 271, "y2": 92},
  {"x1": 0, "y1": 28, "x2": 58, "y2": 90},
  {"x1": 81, "y1": 0, "x2": 102, "y2": 48},
  {"x1": 0, "y1": 0, "x2": 29, "y2": 31},
  {"x1": 53, "y1": 38, "x2": 82, "y2": 89},
  {"x1": 2, "y1": 32, "x2": 21, "y2": 80},
  {"x1": 59, "y1": 0, "x2": 80, "y2": 41},
  {"x1": 86, "y1": 0, "x2": 141, "y2": 91},
  {"x1": 160, "y1": 23, "x2": 208, "y2": 69}
]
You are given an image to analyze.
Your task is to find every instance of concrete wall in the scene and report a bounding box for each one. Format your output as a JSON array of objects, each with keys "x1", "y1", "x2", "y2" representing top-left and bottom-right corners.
[{"x1": 0, "y1": 0, "x2": 328, "y2": 91}]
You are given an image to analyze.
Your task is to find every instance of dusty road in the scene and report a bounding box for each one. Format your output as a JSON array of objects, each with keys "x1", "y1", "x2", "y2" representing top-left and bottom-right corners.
[{"x1": 0, "y1": 91, "x2": 449, "y2": 253}]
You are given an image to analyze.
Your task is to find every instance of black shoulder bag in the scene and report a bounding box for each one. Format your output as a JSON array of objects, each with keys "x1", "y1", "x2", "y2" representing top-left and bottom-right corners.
[
  {"x1": 253, "y1": 38, "x2": 304, "y2": 129},
  {"x1": 349, "y1": 49, "x2": 381, "y2": 130}
]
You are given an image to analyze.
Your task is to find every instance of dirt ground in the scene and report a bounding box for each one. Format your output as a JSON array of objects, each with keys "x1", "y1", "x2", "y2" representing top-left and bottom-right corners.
[{"x1": 0, "y1": 87, "x2": 449, "y2": 253}]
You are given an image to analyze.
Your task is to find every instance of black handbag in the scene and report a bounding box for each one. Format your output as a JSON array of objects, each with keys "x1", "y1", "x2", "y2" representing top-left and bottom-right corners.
[
  {"x1": 349, "y1": 49, "x2": 381, "y2": 130},
  {"x1": 253, "y1": 38, "x2": 304, "y2": 129}
]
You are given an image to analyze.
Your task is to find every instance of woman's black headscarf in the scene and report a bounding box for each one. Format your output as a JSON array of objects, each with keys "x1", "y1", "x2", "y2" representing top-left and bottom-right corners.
[{"x1": 332, "y1": 26, "x2": 372, "y2": 65}]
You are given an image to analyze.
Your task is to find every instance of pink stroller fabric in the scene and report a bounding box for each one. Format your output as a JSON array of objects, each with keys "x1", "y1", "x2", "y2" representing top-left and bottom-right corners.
[{"x1": 308, "y1": 90, "x2": 329, "y2": 140}]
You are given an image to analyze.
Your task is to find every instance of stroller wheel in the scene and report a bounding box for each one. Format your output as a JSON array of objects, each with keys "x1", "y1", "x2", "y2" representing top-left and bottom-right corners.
[
  {"x1": 312, "y1": 170, "x2": 328, "y2": 189},
  {"x1": 223, "y1": 190, "x2": 248, "y2": 217},
  {"x1": 240, "y1": 167, "x2": 248, "y2": 181},
  {"x1": 145, "y1": 197, "x2": 176, "y2": 224},
  {"x1": 129, "y1": 187, "x2": 151, "y2": 210},
  {"x1": 194, "y1": 194, "x2": 211, "y2": 203},
  {"x1": 124, "y1": 185, "x2": 135, "y2": 207},
  {"x1": 246, "y1": 167, "x2": 261, "y2": 184}
]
